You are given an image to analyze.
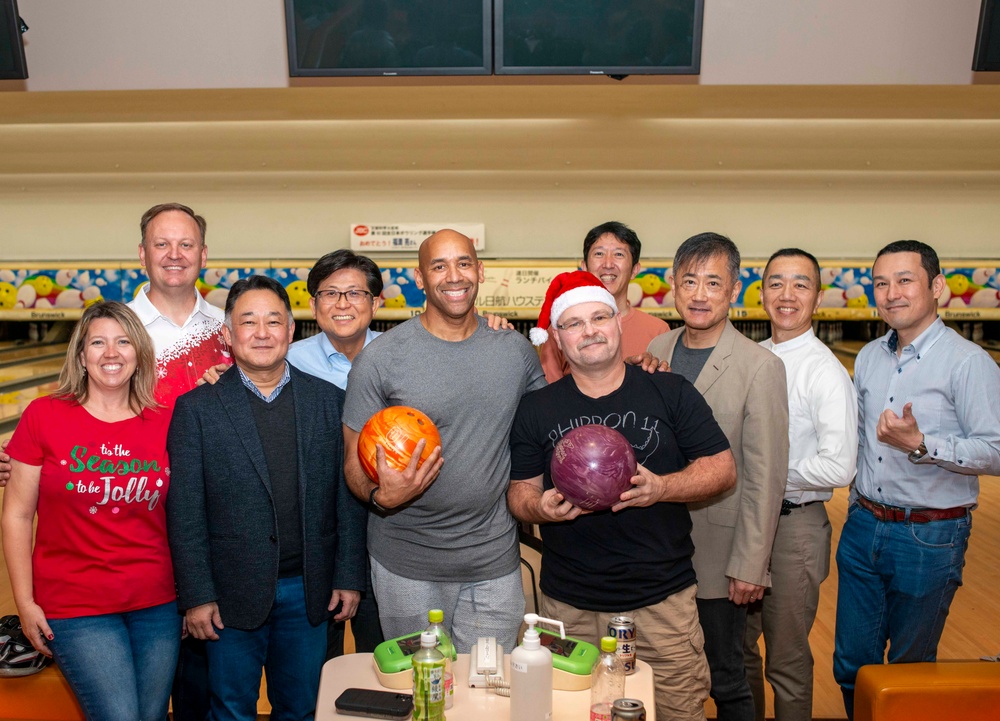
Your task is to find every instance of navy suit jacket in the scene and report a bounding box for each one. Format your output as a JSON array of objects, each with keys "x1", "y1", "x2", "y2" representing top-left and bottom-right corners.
[{"x1": 165, "y1": 364, "x2": 367, "y2": 629}]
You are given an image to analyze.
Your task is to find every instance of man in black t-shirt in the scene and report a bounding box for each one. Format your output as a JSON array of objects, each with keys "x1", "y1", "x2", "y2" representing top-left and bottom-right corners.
[{"x1": 510, "y1": 271, "x2": 737, "y2": 721}]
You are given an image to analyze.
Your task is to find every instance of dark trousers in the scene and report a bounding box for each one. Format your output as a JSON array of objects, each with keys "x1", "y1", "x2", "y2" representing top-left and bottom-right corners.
[
  {"x1": 171, "y1": 636, "x2": 210, "y2": 721},
  {"x1": 698, "y1": 596, "x2": 756, "y2": 721}
]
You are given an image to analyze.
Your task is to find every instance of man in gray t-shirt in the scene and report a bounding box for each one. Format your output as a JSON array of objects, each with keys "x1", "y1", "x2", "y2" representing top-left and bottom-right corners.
[{"x1": 342, "y1": 229, "x2": 546, "y2": 652}]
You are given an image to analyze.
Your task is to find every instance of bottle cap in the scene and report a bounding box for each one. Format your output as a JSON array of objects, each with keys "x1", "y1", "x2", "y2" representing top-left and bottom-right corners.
[
  {"x1": 428, "y1": 609, "x2": 444, "y2": 624},
  {"x1": 600, "y1": 636, "x2": 617, "y2": 653},
  {"x1": 420, "y1": 631, "x2": 437, "y2": 648}
]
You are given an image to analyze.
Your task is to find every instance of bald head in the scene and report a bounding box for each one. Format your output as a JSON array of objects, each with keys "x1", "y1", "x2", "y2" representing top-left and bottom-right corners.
[
  {"x1": 418, "y1": 229, "x2": 478, "y2": 270},
  {"x1": 415, "y1": 229, "x2": 484, "y2": 330}
]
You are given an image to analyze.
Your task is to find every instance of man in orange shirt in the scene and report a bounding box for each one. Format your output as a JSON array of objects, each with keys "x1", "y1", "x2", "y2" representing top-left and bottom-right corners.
[{"x1": 539, "y1": 221, "x2": 669, "y2": 382}]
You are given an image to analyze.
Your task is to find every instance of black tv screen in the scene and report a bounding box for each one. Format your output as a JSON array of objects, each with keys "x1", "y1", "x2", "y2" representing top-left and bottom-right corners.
[
  {"x1": 973, "y1": 0, "x2": 1000, "y2": 71},
  {"x1": 495, "y1": 0, "x2": 703, "y2": 76},
  {"x1": 0, "y1": 0, "x2": 27, "y2": 80},
  {"x1": 285, "y1": 0, "x2": 491, "y2": 76}
]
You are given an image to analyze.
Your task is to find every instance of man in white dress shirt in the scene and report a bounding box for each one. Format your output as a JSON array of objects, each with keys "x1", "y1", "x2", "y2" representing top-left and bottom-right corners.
[{"x1": 743, "y1": 248, "x2": 858, "y2": 721}]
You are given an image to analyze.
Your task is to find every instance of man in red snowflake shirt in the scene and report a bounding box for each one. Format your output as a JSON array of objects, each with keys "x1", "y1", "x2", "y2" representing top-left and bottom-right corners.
[
  {"x1": 127, "y1": 203, "x2": 232, "y2": 408},
  {"x1": 129, "y1": 202, "x2": 231, "y2": 721}
]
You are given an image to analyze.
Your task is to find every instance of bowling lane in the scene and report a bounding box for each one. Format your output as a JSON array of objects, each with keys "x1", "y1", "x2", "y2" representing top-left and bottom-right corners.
[
  {"x1": 0, "y1": 356, "x2": 63, "y2": 392},
  {"x1": 0, "y1": 342, "x2": 67, "y2": 365},
  {"x1": 0, "y1": 347, "x2": 64, "y2": 434},
  {"x1": 828, "y1": 340, "x2": 863, "y2": 377},
  {"x1": 0, "y1": 380, "x2": 59, "y2": 434}
]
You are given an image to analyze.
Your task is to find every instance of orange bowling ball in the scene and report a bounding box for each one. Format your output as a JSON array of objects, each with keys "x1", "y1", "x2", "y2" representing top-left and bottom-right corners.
[{"x1": 358, "y1": 406, "x2": 441, "y2": 483}]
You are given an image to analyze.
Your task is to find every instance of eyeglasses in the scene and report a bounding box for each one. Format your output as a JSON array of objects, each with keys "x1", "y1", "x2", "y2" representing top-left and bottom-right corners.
[
  {"x1": 314, "y1": 289, "x2": 374, "y2": 305},
  {"x1": 555, "y1": 311, "x2": 616, "y2": 334}
]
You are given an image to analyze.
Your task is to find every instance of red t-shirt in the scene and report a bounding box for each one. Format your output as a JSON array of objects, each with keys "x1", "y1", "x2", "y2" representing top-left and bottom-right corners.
[{"x1": 6, "y1": 395, "x2": 176, "y2": 619}]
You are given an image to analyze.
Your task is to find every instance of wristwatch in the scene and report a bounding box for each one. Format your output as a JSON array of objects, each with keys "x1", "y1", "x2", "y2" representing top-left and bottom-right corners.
[
  {"x1": 908, "y1": 436, "x2": 928, "y2": 462},
  {"x1": 369, "y1": 486, "x2": 389, "y2": 513}
]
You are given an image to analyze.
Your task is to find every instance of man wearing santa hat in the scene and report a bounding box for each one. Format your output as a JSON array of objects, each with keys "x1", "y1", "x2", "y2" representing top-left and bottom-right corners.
[{"x1": 509, "y1": 270, "x2": 737, "y2": 721}]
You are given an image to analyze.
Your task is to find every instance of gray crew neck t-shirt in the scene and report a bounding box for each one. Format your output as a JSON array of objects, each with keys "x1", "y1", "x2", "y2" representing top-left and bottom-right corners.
[
  {"x1": 343, "y1": 315, "x2": 547, "y2": 582},
  {"x1": 670, "y1": 333, "x2": 715, "y2": 384}
]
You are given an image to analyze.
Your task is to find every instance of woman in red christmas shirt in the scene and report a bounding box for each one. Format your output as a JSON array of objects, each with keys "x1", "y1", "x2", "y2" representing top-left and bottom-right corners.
[{"x1": 2, "y1": 301, "x2": 179, "y2": 721}]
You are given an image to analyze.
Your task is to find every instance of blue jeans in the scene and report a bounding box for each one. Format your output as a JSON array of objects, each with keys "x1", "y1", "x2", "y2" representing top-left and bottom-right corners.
[
  {"x1": 697, "y1": 597, "x2": 755, "y2": 721},
  {"x1": 205, "y1": 576, "x2": 327, "y2": 721},
  {"x1": 48, "y1": 601, "x2": 181, "y2": 721},
  {"x1": 833, "y1": 501, "x2": 971, "y2": 720}
]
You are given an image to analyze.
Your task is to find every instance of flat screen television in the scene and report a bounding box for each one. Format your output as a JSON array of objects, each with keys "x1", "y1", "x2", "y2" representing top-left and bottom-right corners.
[
  {"x1": 495, "y1": 0, "x2": 703, "y2": 76},
  {"x1": 0, "y1": 0, "x2": 27, "y2": 80},
  {"x1": 285, "y1": 0, "x2": 491, "y2": 76},
  {"x1": 973, "y1": 0, "x2": 1000, "y2": 71}
]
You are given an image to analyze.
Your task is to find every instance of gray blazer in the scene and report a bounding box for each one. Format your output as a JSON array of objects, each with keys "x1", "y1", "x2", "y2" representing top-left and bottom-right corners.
[
  {"x1": 165, "y1": 364, "x2": 367, "y2": 629},
  {"x1": 648, "y1": 320, "x2": 788, "y2": 599}
]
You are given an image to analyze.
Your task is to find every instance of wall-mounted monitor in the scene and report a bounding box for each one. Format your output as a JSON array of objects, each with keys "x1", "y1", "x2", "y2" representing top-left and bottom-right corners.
[
  {"x1": 973, "y1": 0, "x2": 1000, "y2": 71},
  {"x1": 0, "y1": 0, "x2": 27, "y2": 80},
  {"x1": 495, "y1": 0, "x2": 703, "y2": 76},
  {"x1": 285, "y1": 0, "x2": 491, "y2": 76}
]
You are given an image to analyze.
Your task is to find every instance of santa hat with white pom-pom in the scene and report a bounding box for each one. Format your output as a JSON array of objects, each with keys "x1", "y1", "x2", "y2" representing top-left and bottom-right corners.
[{"x1": 529, "y1": 270, "x2": 617, "y2": 346}]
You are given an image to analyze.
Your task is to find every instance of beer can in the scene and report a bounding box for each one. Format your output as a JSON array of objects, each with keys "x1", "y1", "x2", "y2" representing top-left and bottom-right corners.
[
  {"x1": 611, "y1": 698, "x2": 646, "y2": 721},
  {"x1": 607, "y1": 615, "x2": 637, "y2": 675}
]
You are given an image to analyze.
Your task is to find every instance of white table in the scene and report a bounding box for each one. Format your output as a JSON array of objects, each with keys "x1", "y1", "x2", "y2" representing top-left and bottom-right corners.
[{"x1": 316, "y1": 653, "x2": 656, "y2": 720}]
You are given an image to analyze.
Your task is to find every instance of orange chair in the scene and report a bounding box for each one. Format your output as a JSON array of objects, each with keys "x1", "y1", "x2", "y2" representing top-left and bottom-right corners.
[
  {"x1": 0, "y1": 666, "x2": 84, "y2": 721},
  {"x1": 854, "y1": 661, "x2": 1000, "y2": 721}
]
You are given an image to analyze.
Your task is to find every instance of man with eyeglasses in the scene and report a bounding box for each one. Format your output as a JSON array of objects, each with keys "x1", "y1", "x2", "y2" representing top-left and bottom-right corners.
[
  {"x1": 509, "y1": 270, "x2": 737, "y2": 721},
  {"x1": 286, "y1": 249, "x2": 386, "y2": 659}
]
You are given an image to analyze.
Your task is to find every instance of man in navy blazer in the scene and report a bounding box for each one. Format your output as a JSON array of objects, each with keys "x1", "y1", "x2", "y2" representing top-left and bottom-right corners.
[{"x1": 166, "y1": 275, "x2": 366, "y2": 721}]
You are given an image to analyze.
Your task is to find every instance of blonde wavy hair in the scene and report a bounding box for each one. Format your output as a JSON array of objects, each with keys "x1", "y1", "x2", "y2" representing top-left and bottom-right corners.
[{"x1": 56, "y1": 301, "x2": 159, "y2": 414}]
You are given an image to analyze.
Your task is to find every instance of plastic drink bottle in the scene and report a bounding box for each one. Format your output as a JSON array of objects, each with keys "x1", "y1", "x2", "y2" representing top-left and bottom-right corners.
[
  {"x1": 590, "y1": 636, "x2": 626, "y2": 721},
  {"x1": 413, "y1": 631, "x2": 446, "y2": 721},
  {"x1": 426, "y1": 609, "x2": 456, "y2": 709},
  {"x1": 509, "y1": 614, "x2": 565, "y2": 721}
]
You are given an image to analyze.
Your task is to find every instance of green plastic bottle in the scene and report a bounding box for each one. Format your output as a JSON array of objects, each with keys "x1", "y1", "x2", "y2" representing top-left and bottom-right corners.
[
  {"x1": 412, "y1": 631, "x2": 447, "y2": 721},
  {"x1": 426, "y1": 609, "x2": 456, "y2": 709}
]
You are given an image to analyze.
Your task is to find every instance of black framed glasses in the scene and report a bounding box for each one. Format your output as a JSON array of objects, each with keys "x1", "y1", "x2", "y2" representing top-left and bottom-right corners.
[{"x1": 314, "y1": 289, "x2": 374, "y2": 305}]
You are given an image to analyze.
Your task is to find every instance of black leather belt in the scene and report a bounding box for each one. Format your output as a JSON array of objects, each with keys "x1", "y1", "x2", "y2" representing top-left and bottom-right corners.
[{"x1": 780, "y1": 499, "x2": 822, "y2": 516}]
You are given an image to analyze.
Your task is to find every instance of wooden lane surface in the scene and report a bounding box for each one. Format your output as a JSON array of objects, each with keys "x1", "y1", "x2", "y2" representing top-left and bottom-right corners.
[{"x1": 1, "y1": 460, "x2": 998, "y2": 719}]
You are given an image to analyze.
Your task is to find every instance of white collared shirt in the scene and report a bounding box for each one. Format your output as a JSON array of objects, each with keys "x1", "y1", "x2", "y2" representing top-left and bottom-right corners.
[
  {"x1": 761, "y1": 328, "x2": 858, "y2": 504},
  {"x1": 128, "y1": 283, "x2": 230, "y2": 405},
  {"x1": 128, "y1": 283, "x2": 225, "y2": 356}
]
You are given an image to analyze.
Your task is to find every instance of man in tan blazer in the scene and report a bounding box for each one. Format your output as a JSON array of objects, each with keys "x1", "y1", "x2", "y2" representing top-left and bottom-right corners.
[{"x1": 648, "y1": 232, "x2": 788, "y2": 721}]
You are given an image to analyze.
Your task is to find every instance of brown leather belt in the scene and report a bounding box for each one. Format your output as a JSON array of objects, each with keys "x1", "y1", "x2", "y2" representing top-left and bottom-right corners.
[{"x1": 856, "y1": 495, "x2": 968, "y2": 524}]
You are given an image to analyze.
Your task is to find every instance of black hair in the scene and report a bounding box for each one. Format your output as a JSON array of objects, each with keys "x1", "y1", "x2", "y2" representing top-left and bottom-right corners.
[
  {"x1": 673, "y1": 232, "x2": 741, "y2": 284},
  {"x1": 764, "y1": 248, "x2": 821, "y2": 287},
  {"x1": 307, "y1": 249, "x2": 383, "y2": 297},
  {"x1": 583, "y1": 221, "x2": 642, "y2": 266},
  {"x1": 875, "y1": 240, "x2": 940, "y2": 287},
  {"x1": 224, "y1": 275, "x2": 292, "y2": 326}
]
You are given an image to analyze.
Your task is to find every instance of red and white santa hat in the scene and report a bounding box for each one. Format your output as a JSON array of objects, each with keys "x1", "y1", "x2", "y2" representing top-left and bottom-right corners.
[{"x1": 529, "y1": 270, "x2": 617, "y2": 346}]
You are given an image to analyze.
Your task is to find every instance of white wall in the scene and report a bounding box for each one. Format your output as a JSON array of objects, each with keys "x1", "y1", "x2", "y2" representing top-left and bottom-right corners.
[
  {"x1": 13, "y1": 0, "x2": 987, "y2": 91},
  {"x1": 3, "y1": 180, "x2": 998, "y2": 263}
]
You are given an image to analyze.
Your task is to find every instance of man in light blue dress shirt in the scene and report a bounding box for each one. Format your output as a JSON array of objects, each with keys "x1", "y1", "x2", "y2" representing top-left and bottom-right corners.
[
  {"x1": 286, "y1": 249, "x2": 385, "y2": 657},
  {"x1": 833, "y1": 240, "x2": 1000, "y2": 719}
]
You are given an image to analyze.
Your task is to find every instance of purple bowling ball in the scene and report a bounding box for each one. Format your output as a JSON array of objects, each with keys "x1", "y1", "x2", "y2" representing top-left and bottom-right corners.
[{"x1": 550, "y1": 425, "x2": 637, "y2": 511}]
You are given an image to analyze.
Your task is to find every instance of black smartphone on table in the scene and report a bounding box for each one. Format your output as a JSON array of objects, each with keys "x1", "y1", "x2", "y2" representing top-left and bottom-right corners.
[{"x1": 334, "y1": 688, "x2": 414, "y2": 719}]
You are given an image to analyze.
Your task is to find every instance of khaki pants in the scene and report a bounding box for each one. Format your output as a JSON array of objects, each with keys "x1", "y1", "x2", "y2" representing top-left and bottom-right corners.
[
  {"x1": 743, "y1": 501, "x2": 831, "y2": 721},
  {"x1": 541, "y1": 584, "x2": 710, "y2": 721}
]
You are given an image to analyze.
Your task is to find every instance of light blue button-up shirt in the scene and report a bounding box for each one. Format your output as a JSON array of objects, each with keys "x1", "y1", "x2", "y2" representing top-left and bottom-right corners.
[
  {"x1": 286, "y1": 328, "x2": 381, "y2": 389},
  {"x1": 853, "y1": 317, "x2": 1000, "y2": 509},
  {"x1": 237, "y1": 361, "x2": 292, "y2": 402}
]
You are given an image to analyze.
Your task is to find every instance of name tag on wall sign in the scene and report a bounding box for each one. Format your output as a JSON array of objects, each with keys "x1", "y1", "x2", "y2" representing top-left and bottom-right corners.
[{"x1": 350, "y1": 223, "x2": 486, "y2": 252}]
